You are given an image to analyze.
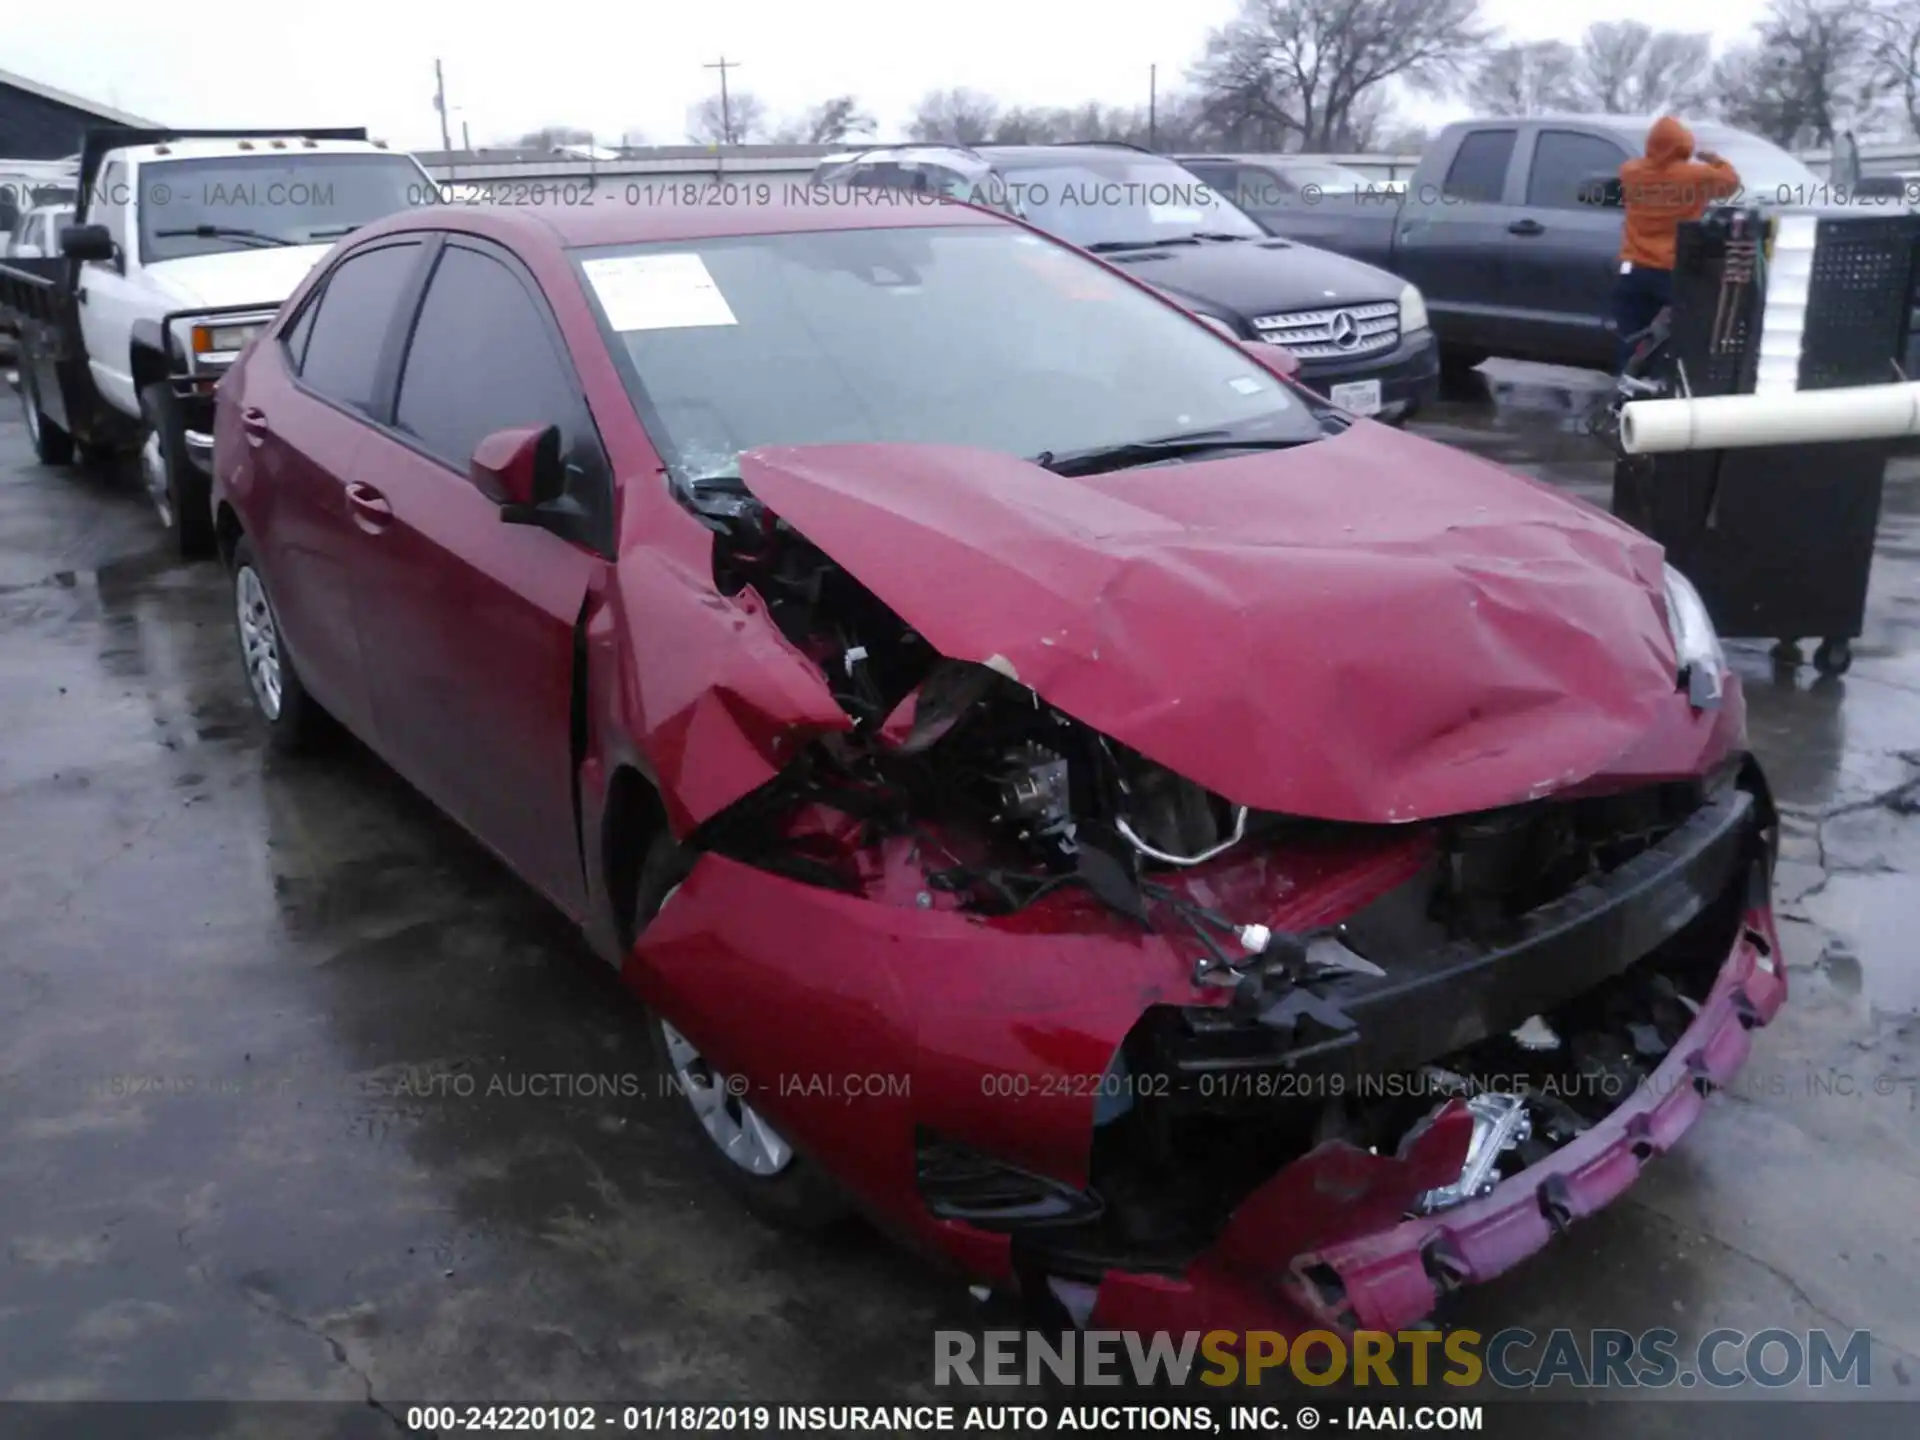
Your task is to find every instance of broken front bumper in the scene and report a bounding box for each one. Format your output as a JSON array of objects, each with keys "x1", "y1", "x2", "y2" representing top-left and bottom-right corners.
[
  {"x1": 631, "y1": 761, "x2": 1781, "y2": 1337},
  {"x1": 1088, "y1": 891, "x2": 1785, "y2": 1335}
]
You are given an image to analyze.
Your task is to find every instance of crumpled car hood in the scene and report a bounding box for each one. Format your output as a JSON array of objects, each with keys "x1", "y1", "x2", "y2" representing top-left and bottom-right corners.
[{"x1": 737, "y1": 425, "x2": 1679, "y2": 823}]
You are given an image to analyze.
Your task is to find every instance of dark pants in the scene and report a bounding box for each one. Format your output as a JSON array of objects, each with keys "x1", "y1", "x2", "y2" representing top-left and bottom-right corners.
[{"x1": 1612, "y1": 263, "x2": 1673, "y2": 372}]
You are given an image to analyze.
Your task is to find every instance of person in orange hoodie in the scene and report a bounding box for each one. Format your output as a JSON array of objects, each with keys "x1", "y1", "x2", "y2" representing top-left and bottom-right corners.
[{"x1": 1613, "y1": 115, "x2": 1741, "y2": 369}]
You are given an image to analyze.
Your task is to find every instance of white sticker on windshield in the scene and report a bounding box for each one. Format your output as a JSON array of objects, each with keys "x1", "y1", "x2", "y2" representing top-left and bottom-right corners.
[
  {"x1": 583, "y1": 253, "x2": 737, "y2": 331},
  {"x1": 1150, "y1": 205, "x2": 1205, "y2": 225},
  {"x1": 1228, "y1": 376, "x2": 1266, "y2": 395}
]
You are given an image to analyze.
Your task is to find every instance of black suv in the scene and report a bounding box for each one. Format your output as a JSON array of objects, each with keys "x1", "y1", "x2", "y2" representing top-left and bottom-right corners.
[{"x1": 811, "y1": 143, "x2": 1441, "y2": 423}]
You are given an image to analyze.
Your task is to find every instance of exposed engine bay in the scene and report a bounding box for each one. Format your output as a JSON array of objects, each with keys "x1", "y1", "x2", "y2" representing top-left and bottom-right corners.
[
  {"x1": 689, "y1": 473, "x2": 1263, "y2": 934},
  {"x1": 680, "y1": 473, "x2": 1773, "y2": 1275}
]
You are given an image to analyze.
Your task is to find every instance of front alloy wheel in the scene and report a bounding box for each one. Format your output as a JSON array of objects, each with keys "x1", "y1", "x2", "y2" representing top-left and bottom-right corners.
[{"x1": 659, "y1": 1019, "x2": 793, "y2": 1176}]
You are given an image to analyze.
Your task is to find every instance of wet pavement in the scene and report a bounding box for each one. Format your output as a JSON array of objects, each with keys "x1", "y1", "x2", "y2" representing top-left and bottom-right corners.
[{"x1": 1, "y1": 362, "x2": 1918, "y2": 1429}]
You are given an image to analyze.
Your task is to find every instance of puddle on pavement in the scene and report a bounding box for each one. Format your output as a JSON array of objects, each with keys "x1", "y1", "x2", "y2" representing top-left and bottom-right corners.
[{"x1": 1803, "y1": 872, "x2": 1920, "y2": 1014}]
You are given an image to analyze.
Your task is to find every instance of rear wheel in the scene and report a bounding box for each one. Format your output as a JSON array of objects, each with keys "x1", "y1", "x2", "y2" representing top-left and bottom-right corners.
[
  {"x1": 230, "y1": 536, "x2": 332, "y2": 752},
  {"x1": 139, "y1": 381, "x2": 215, "y2": 559},
  {"x1": 19, "y1": 363, "x2": 75, "y2": 466}
]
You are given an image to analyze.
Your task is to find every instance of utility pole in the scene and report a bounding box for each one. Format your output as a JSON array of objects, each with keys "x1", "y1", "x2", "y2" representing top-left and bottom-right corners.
[
  {"x1": 704, "y1": 54, "x2": 741, "y2": 145},
  {"x1": 433, "y1": 59, "x2": 452, "y2": 153},
  {"x1": 461, "y1": 119, "x2": 471, "y2": 151},
  {"x1": 1148, "y1": 64, "x2": 1158, "y2": 152}
]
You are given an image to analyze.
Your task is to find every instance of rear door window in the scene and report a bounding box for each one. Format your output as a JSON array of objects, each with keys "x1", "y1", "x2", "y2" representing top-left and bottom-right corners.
[
  {"x1": 295, "y1": 240, "x2": 424, "y2": 413},
  {"x1": 1443, "y1": 130, "x2": 1517, "y2": 204},
  {"x1": 1526, "y1": 131, "x2": 1631, "y2": 209}
]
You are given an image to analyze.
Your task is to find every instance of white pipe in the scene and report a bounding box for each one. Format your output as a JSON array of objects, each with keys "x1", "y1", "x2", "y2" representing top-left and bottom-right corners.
[{"x1": 1620, "y1": 381, "x2": 1920, "y2": 455}]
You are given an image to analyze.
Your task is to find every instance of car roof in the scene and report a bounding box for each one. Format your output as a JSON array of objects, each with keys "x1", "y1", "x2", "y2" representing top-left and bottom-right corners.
[
  {"x1": 125, "y1": 137, "x2": 401, "y2": 162},
  {"x1": 977, "y1": 145, "x2": 1175, "y2": 169},
  {"x1": 349, "y1": 196, "x2": 1010, "y2": 252},
  {"x1": 1175, "y1": 154, "x2": 1363, "y2": 167}
]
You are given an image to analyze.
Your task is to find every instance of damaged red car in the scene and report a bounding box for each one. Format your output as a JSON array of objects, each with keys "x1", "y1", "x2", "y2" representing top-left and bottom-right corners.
[{"x1": 210, "y1": 197, "x2": 1785, "y2": 1336}]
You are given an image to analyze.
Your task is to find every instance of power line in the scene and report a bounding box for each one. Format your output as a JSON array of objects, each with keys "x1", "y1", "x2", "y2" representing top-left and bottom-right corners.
[{"x1": 704, "y1": 55, "x2": 742, "y2": 144}]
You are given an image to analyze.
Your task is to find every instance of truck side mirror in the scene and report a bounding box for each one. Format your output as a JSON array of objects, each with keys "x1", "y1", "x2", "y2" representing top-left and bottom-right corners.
[
  {"x1": 1578, "y1": 175, "x2": 1624, "y2": 209},
  {"x1": 59, "y1": 223, "x2": 117, "y2": 262}
]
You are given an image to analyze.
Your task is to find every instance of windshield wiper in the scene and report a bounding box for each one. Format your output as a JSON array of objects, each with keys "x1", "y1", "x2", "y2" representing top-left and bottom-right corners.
[
  {"x1": 151, "y1": 225, "x2": 296, "y2": 248},
  {"x1": 306, "y1": 224, "x2": 363, "y2": 240},
  {"x1": 1085, "y1": 236, "x2": 1201, "y2": 253},
  {"x1": 1031, "y1": 429, "x2": 1322, "y2": 477},
  {"x1": 1186, "y1": 231, "x2": 1254, "y2": 241}
]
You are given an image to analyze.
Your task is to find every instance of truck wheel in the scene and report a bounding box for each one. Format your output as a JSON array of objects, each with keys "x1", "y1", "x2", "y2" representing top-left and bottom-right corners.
[
  {"x1": 139, "y1": 381, "x2": 215, "y2": 560},
  {"x1": 19, "y1": 365, "x2": 76, "y2": 466}
]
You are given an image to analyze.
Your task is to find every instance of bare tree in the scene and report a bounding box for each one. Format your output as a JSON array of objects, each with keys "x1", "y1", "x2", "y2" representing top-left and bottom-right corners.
[
  {"x1": 687, "y1": 90, "x2": 769, "y2": 146},
  {"x1": 792, "y1": 96, "x2": 876, "y2": 145},
  {"x1": 512, "y1": 125, "x2": 594, "y2": 151},
  {"x1": 1329, "y1": 88, "x2": 1397, "y2": 150},
  {"x1": 990, "y1": 106, "x2": 1077, "y2": 144},
  {"x1": 1712, "y1": 0, "x2": 1880, "y2": 146},
  {"x1": 1577, "y1": 22, "x2": 1713, "y2": 114},
  {"x1": 907, "y1": 88, "x2": 1001, "y2": 145},
  {"x1": 1468, "y1": 40, "x2": 1583, "y2": 116},
  {"x1": 1378, "y1": 121, "x2": 1433, "y2": 154},
  {"x1": 1868, "y1": 0, "x2": 1920, "y2": 136},
  {"x1": 1192, "y1": 0, "x2": 1493, "y2": 152}
]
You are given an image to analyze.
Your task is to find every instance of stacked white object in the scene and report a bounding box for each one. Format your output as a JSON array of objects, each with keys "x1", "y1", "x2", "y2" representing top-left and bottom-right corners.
[
  {"x1": 1753, "y1": 214, "x2": 1819, "y2": 397},
  {"x1": 1619, "y1": 210, "x2": 1920, "y2": 454},
  {"x1": 1619, "y1": 381, "x2": 1920, "y2": 453}
]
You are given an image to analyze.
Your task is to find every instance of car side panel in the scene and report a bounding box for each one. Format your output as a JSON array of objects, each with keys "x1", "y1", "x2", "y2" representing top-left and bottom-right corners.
[
  {"x1": 236, "y1": 343, "x2": 378, "y2": 735},
  {"x1": 349, "y1": 440, "x2": 598, "y2": 918}
]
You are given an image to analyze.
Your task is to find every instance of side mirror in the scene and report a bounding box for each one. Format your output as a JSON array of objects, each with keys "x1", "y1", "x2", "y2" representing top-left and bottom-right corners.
[
  {"x1": 59, "y1": 222, "x2": 117, "y2": 262},
  {"x1": 470, "y1": 424, "x2": 563, "y2": 510},
  {"x1": 1240, "y1": 338, "x2": 1301, "y2": 379},
  {"x1": 1578, "y1": 174, "x2": 1624, "y2": 209}
]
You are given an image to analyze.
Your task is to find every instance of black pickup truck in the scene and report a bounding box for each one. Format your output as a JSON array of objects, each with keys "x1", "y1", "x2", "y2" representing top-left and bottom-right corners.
[{"x1": 1184, "y1": 116, "x2": 1835, "y2": 372}]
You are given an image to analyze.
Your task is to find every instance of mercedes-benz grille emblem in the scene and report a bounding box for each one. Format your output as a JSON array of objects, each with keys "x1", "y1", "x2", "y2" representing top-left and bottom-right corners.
[{"x1": 1329, "y1": 310, "x2": 1360, "y2": 349}]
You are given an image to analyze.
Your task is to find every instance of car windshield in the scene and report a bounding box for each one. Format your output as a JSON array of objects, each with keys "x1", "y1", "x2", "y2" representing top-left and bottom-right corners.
[
  {"x1": 579, "y1": 223, "x2": 1323, "y2": 486},
  {"x1": 1690, "y1": 129, "x2": 1821, "y2": 199},
  {"x1": 999, "y1": 158, "x2": 1266, "y2": 247},
  {"x1": 138, "y1": 153, "x2": 426, "y2": 260}
]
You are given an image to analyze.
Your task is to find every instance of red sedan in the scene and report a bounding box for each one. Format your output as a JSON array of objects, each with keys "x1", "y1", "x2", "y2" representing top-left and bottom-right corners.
[{"x1": 210, "y1": 196, "x2": 1784, "y2": 1335}]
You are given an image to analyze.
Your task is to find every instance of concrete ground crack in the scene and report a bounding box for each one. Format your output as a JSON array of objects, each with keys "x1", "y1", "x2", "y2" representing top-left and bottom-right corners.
[
  {"x1": 235, "y1": 1284, "x2": 409, "y2": 1434},
  {"x1": 1619, "y1": 1197, "x2": 1920, "y2": 1372}
]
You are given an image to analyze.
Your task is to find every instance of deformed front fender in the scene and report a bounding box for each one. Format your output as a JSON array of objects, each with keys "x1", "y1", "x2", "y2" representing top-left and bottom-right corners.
[
  {"x1": 625, "y1": 849, "x2": 1199, "y2": 1217},
  {"x1": 609, "y1": 548, "x2": 852, "y2": 835}
]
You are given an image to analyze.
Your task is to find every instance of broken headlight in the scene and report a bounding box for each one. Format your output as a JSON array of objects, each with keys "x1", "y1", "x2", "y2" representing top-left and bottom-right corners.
[{"x1": 1662, "y1": 563, "x2": 1724, "y2": 709}]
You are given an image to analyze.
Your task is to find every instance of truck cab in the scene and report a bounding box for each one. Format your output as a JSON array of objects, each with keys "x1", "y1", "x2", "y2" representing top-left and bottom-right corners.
[{"x1": 3, "y1": 127, "x2": 433, "y2": 556}]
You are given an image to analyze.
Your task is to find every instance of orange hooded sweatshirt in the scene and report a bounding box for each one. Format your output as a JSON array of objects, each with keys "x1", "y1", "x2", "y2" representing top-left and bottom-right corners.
[{"x1": 1618, "y1": 116, "x2": 1740, "y2": 270}]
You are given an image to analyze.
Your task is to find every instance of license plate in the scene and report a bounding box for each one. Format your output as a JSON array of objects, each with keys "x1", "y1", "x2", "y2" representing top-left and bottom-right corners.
[{"x1": 1329, "y1": 379, "x2": 1382, "y2": 415}]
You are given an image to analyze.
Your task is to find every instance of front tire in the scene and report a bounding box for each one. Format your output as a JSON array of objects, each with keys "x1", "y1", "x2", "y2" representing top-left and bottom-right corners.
[
  {"x1": 20, "y1": 363, "x2": 75, "y2": 466},
  {"x1": 230, "y1": 536, "x2": 331, "y2": 752},
  {"x1": 645, "y1": 1007, "x2": 851, "y2": 1231},
  {"x1": 140, "y1": 381, "x2": 215, "y2": 559}
]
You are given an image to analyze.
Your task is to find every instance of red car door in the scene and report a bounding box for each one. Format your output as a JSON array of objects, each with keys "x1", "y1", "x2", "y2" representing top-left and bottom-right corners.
[
  {"x1": 242, "y1": 238, "x2": 429, "y2": 738},
  {"x1": 344, "y1": 237, "x2": 609, "y2": 918}
]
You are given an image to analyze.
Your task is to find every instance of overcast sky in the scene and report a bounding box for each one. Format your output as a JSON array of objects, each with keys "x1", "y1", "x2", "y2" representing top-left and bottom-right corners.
[{"x1": 13, "y1": 0, "x2": 1771, "y2": 151}]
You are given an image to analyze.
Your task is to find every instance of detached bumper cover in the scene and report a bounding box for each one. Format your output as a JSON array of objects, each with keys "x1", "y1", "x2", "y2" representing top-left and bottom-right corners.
[{"x1": 1088, "y1": 890, "x2": 1785, "y2": 1335}]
